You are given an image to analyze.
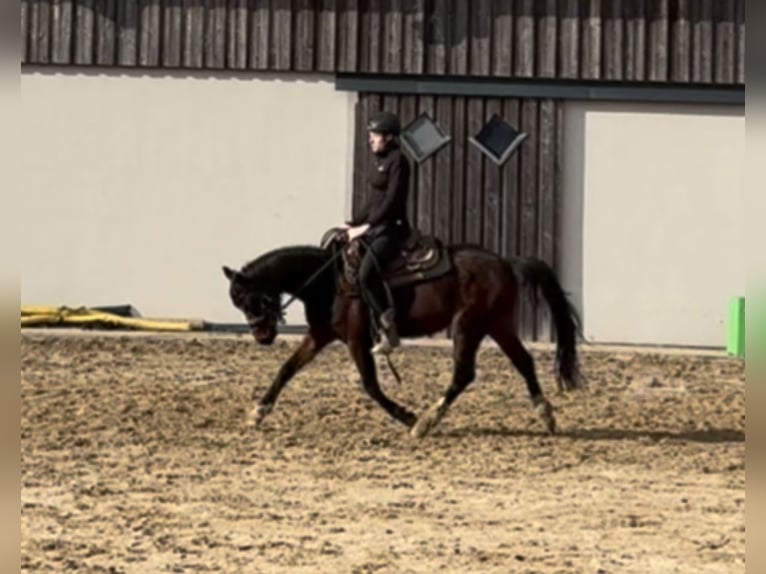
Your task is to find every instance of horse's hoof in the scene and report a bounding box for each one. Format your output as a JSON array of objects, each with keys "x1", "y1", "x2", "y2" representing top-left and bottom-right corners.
[
  {"x1": 245, "y1": 404, "x2": 271, "y2": 429},
  {"x1": 535, "y1": 400, "x2": 557, "y2": 435},
  {"x1": 410, "y1": 417, "x2": 432, "y2": 439},
  {"x1": 410, "y1": 399, "x2": 446, "y2": 439}
]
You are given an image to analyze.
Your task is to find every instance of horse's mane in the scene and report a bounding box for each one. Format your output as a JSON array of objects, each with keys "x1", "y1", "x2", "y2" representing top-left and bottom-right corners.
[{"x1": 240, "y1": 245, "x2": 327, "y2": 280}]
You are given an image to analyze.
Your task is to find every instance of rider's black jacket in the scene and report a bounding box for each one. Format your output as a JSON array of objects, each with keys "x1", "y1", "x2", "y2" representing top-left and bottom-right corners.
[{"x1": 348, "y1": 142, "x2": 411, "y2": 231}]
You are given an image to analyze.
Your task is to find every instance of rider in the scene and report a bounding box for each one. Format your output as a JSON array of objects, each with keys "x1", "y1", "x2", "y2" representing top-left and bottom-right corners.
[{"x1": 343, "y1": 111, "x2": 412, "y2": 355}]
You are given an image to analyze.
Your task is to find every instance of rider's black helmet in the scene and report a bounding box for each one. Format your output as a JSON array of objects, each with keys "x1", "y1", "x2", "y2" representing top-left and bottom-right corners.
[{"x1": 367, "y1": 111, "x2": 401, "y2": 137}]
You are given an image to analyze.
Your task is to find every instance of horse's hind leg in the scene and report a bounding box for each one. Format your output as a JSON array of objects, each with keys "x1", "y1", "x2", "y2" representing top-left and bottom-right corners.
[
  {"x1": 411, "y1": 316, "x2": 483, "y2": 439},
  {"x1": 490, "y1": 322, "x2": 556, "y2": 434}
]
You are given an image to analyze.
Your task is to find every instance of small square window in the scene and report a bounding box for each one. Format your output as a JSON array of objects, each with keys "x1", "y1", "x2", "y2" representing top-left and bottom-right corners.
[
  {"x1": 469, "y1": 114, "x2": 528, "y2": 166},
  {"x1": 400, "y1": 112, "x2": 452, "y2": 163}
]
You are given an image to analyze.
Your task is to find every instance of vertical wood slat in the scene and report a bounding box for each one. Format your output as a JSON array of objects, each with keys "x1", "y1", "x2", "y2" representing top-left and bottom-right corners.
[
  {"x1": 30, "y1": 0, "x2": 52, "y2": 63},
  {"x1": 434, "y1": 97, "x2": 453, "y2": 243},
  {"x1": 559, "y1": 0, "x2": 579, "y2": 78},
  {"x1": 383, "y1": 0, "x2": 402, "y2": 73},
  {"x1": 205, "y1": 0, "x2": 227, "y2": 69},
  {"x1": 491, "y1": 0, "x2": 512, "y2": 76},
  {"x1": 648, "y1": 0, "x2": 668, "y2": 81},
  {"x1": 671, "y1": 0, "x2": 691, "y2": 82},
  {"x1": 360, "y1": 0, "x2": 381, "y2": 72},
  {"x1": 95, "y1": 0, "x2": 116, "y2": 65},
  {"x1": 117, "y1": 0, "x2": 138, "y2": 65},
  {"x1": 465, "y1": 98, "x2": 484, "y2": 245},
  {"x1": 183, "y1": 0, "x2": 206, "y2": 68},
  {"x1": 337, "y1": 0, "x2": 359, "y2": 72},
  {"x1": 470, "y1": 0, "x2": 491, "y2": 76},
  {"x1": 427, "y1": 0, "x2": 449, "y2": 74},
  {"x1": 624, "y1": 0, "x2": 646, "y2": 80},
  {"x1": 515, "y1": 0, "x2": 534, "y2": 77},
  {"x1": 603, "y1": 0, "x2": 623, "y2": 80},
  {"x1": 482, "y1": 98, "x2": 502, "y2": 253},
  {"x1": 581, "y1": 0, "x2": 602, "y2": 80},
  {"x1": 501, "y1": 98, "x2": 521, "y2": 260},
  {"x1": 271, "y1": 0, "x2": 292, "y2": 70},
  {"x1": 75, "y1": 0, "x2": 95, "y2": 65},
  {"x1": 537, "y1": 0, "x2": 557, "y2": 78},
  {"x1": 227, "y1": 0, "x2": 249, "y2": 69},
  {"x1": 537, "y1": 99, "x2": 557, "y2": 341},
  {"x1": 250, "y1": 0, "x2": 271, "y2": 69},
  {"x1": 553, "y1": 99, "x2": 565, "y2": 284},
  {"x1": 28, "y1": 0, "x2": 39, "y2": 63},
  {"x1": 416, "y1": 97, "x2": 436, "y2": 236},
  {"x1": 352, "y1": 95, "x2": 368, "y2": 224},
  {"x1": 21, "y1": 0, "x2": 29, "y2": 63},
  {"x1": 163, "y1": 0, "x2": 183, "y2": 67},
  {"x1": 292, "y1": 0, "x2": 314, "y2": 71},
  {"x1": 450, "y1": 0, "x2": 469, "y2": 75},
  {"x1": 451, "y1": 97, "x2": 467, "y2": 244},
  {"x1": 691, "y1": 0, "x2": 713, "y2": 83},
  {"x1": 403, "y1": 0, "x2": 424, "y2": 75},
  {"x1": 49, "y1": 0, "x2": 60, "y2": 63},
  {"x1": 140, "y1": 0, "x2": 161, "y2": 67},
  {"x1": 51, "y1": 0, "x2": 73, "y2": 64},
  {"x1": 398, "y1": 95, "x2": 418, "y2": 225},
  {"x1": 715, "y1": 0, "x2": 736, "y2": 84},
  {"x1": 735, "y1": 0, "x2": 745, "y2": 84},
  {"x1": 518, "y1": 99, "x2": 539, "y2": 339},
  {"x1": 316, "y1": 0, "x2": 336, "y2": 72}
]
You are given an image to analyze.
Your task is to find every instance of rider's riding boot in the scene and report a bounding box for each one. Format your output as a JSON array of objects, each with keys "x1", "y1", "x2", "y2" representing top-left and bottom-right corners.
[{"x1": 372, "y1": 308, "x2": 400, "y2": 355}]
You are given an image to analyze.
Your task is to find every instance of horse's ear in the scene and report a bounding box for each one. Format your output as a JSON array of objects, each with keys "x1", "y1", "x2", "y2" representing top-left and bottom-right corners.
[{"x1": 222, "y1": 265, "x2": 238, "y2": 281}]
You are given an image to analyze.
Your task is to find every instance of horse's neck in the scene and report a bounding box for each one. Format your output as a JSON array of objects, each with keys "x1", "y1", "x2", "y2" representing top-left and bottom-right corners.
[{"x1": 265, "y1": 249, "x2": 334, "y2": 302}]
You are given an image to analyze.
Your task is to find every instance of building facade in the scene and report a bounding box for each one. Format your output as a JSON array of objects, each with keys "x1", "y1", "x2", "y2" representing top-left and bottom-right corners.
[{"x1": 20, "y1": 0, "x2": 745, "y2": 346}]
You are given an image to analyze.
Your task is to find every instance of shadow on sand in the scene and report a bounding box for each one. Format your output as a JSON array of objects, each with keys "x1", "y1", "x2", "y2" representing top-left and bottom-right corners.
[{"x1": 439, "y1": 426, "x2": 744, "y2": 444}]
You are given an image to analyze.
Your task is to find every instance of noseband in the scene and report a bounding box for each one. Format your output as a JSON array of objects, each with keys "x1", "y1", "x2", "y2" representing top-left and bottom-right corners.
[{"x1": 248, "y1": 294, "x2": 285, "y2": 327}]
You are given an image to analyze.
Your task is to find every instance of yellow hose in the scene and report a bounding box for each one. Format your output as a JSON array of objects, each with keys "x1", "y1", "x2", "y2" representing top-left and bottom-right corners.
[{"x1": 20, "y1": 305, "x2": 204, "y2": 332}]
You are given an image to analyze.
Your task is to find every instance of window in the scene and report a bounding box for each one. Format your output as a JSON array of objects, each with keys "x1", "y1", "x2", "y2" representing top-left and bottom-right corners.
[
  {"x1": 469, "y1": 114, "x2": 528, "y2": 166},
  {"x1": 400, "y1": 113, "x2": 452, "y2": 163}
]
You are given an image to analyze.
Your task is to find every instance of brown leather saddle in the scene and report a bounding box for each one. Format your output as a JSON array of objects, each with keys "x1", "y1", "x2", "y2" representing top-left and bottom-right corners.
[{"x1": 333, "y1": 227, "x2": 453, "y2": 291}]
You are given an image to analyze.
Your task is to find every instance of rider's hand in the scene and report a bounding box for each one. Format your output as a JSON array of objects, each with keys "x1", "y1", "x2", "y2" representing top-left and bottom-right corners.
[{"x1": 346, "y1": 224, "x2": 370, "y2": 242}]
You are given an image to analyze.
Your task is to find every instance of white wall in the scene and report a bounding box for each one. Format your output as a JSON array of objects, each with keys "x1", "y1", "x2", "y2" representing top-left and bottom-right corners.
[
  {"x1": 19, "y1": 68, "x2": 356, "y2": 324},
  {"x1": 561, "y1": 101, "x2": 745, "y2": 347}
]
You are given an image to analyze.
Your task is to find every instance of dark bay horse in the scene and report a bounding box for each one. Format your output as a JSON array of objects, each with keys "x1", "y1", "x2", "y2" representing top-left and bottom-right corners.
[{"x1": 222, "y1": 238, "x2": 583, "y2": 438}]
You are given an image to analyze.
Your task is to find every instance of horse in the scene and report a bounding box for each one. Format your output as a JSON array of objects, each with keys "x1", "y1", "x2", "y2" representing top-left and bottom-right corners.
[{"x1": 222, "y1": 229, "x2": 584, "y2": 438}]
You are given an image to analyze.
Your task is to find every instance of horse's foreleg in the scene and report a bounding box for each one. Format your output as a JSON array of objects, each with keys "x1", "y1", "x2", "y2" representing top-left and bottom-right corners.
[
  {"x1": 246, "y1": 330, "x2": 333, "y2": 428},
  {"x1": 349, "y1": 340, "x2": 417, "y2": 428}
]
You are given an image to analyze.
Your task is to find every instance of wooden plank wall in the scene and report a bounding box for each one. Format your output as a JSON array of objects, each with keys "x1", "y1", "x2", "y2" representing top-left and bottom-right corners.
[
  {"x1": 21, "y1": 0, "x2": 745, "y2": 85},
  {"x1": 353, "y1": 93, "x2": 561, "y2": 342}
]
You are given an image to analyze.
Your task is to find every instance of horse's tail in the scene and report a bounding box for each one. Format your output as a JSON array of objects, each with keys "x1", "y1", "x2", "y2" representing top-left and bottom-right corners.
[{"x1": 512, "y1": 257, "x2": 584, "y2": 391}]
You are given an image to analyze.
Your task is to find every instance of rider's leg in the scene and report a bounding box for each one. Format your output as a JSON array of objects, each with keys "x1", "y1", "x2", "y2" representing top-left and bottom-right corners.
[{"x1": 358, "y1": 230, "x2": 401, "y2": 354}]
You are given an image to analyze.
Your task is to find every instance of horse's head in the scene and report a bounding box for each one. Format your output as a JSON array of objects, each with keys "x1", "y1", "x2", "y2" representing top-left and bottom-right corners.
[{"x1": 222, "y1": 266, "x2": 283, "y2": 345}]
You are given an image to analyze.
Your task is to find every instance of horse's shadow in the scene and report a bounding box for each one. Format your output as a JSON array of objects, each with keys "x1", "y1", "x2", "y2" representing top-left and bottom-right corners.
[{"x1": 439, "y1": 426, "x2": 745, "y2": 444}]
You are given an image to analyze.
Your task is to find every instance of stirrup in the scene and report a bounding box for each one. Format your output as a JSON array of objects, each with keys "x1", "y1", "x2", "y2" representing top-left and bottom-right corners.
[
  {"x1": 372, "y1": 333, "x2": 396, "y2": 355},
  {"x1": 372, "y1": 311, "x2": 400, "y2": 355}
]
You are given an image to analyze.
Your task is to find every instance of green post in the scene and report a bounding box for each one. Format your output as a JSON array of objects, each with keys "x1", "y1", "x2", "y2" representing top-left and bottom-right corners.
[{"x1": 727, "y1": 296, "x2": 745, "y2": 358}]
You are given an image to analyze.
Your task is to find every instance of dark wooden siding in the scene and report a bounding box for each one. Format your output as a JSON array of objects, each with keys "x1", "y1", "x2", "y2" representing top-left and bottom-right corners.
[
  {"x1": 22, "y1": 0, "x2": 744, "y2": 86},
  {"x1": 353, "y1": 93, "x2": 563, "y2": 342}
]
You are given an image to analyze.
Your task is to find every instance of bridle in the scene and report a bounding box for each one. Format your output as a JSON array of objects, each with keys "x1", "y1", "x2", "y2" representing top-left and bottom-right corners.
[{"x1": 247, "y1": 293, "x2": 286, "y2": 328}]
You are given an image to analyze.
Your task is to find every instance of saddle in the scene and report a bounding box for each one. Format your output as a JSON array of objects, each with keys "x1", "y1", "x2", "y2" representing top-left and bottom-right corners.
[{"x1": 323, "y1": 227, "x2": 453, "y2": 291}]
